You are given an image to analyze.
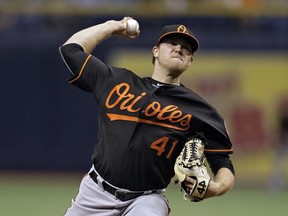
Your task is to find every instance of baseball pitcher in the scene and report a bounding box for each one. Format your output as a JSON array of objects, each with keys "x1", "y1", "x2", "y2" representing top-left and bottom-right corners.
[{"x1": 59, "y1": 17, "x2": 235, "y2": 216}]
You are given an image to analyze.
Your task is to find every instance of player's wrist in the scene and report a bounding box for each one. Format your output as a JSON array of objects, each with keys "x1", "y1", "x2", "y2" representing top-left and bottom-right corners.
[
  {"x1": 204, "y1": 180, "x2": 221, "y2": 198},
  {"x1": 105, "y1": 20, "x2": 126, "y2": 36}
]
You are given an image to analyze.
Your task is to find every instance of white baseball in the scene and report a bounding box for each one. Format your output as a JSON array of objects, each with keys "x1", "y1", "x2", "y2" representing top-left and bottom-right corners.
[{"x1": 126, "y1": 19, "x2": 139, "y2": 35}]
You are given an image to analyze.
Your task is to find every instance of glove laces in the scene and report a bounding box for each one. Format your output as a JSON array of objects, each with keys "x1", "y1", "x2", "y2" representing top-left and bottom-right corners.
[{"x1": 183, "y1": 138, "x2": 205, "y2": 167}]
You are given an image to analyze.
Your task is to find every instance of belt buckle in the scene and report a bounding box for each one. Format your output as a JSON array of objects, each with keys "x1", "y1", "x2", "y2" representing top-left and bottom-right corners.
[
  {"x1": 114, "y1": 190, "x2": 127, "y2": 201},
  {"x1": 115, "y1": 190, "x2": 140, "y2": 201}
]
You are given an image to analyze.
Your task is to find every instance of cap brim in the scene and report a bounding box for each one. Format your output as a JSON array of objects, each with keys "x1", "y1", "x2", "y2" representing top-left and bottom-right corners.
[{"x1": 157, "y1": 32, "x2": 199, "y2": 53}]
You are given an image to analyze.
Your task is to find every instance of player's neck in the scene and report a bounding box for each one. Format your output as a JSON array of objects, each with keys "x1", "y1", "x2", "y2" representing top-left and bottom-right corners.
[
  {"x1": 152, "y1": 62, "x2": 183, "y2": 85},
  {"x1": 151, "y1": 73, "x2": 180, "y2": 86}
]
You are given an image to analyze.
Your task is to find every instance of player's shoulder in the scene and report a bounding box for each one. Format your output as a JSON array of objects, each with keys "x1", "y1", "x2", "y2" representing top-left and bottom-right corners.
[
  {"x1": 110, "y1": 66, "x2": 140, "y2": 78},
  {"x1": 109, "y1": 66, "x2": 148, "y2": 85},
  {"x1": 182, "y1": 86, "x2": 215, "y2": 108}
]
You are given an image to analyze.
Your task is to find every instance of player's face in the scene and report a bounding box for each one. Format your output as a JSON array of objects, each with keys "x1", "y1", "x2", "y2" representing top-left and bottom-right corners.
[{"x1": 153, "y1": 36, "x2": 193, "y2": 75}]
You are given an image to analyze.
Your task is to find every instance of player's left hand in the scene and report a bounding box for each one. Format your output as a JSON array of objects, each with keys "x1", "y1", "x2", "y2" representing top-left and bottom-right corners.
[
  {"x1": 174, "y1": 136, "x2": 212, "y2": 202},
  {"x1": 182, "y1": 175, "x2": 196, "y2": 189}
]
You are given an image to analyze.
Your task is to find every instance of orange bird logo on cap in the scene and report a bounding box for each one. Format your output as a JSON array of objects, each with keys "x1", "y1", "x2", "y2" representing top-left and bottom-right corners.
[{"x1": 177, "y1": 25, "x2": 188, "y2": 34}]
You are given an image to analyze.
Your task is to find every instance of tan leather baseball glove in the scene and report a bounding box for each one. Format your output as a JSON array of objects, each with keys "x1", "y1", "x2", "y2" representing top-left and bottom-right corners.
[{"x1": 174, "y1": 135, "x2": 212, "y2": 202}]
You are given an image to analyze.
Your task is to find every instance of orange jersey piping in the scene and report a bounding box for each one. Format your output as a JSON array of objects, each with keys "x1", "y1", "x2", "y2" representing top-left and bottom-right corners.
[
  {"x1": 204, "y1": 149, "x2": 233, "y2": 153},
  {"x1": 69, "y1": 54, "x2": 92, "y2": 83}
]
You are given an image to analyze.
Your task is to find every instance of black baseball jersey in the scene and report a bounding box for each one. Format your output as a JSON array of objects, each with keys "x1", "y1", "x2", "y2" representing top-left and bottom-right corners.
[{"x1": 60, "y1": 43, "x2": 233, "y2": 191}]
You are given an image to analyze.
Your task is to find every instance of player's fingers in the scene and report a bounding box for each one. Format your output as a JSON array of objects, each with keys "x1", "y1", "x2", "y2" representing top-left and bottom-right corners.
[
  {"x1": 120, "y1": 16, "x2": 134, "y2": 30},
  {"x1": 183, "y1": 176, "x2": 196, "y2": 189},
  {"x1": 184, "y1": 182, "x2": 193, "y2": 189},
  {"x1": 128, "y1": 30, "x2": 140, "y2": 38},
  {"x1": 185, "y1": 176, "x2": 196, "y2": 184},
  {"x1": 114, "y1": 17, "x2": 139, "y2": 39}
]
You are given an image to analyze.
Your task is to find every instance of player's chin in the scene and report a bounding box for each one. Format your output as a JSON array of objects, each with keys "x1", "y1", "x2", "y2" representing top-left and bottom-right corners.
[
  {"x1": 171, "y1": 59, "x2": 188, "y2": 70},
  {"x1": 169, "y1": 64, "x2": 188, "y2": 75}
]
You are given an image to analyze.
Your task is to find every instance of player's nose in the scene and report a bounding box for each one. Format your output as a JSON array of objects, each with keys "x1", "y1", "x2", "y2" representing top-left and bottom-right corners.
[{"x1": 174, "y1": 44, "x2": 183, "y2": 53}]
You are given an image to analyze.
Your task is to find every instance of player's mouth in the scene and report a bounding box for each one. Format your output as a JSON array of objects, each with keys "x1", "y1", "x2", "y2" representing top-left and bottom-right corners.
[{"x1": 170, "y1": 55, "x2": 183, "y2": 61}]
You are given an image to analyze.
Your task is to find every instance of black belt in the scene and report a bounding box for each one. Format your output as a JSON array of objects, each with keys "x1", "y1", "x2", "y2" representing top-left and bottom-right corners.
[{"x1": 89, "y1": 170, "x2": 145, "y2": 201}]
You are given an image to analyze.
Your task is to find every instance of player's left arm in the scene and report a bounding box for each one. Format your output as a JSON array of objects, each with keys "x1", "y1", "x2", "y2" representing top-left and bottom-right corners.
[
  {"x1": 205, "y1": 167, "x2": 234, "y2": 198},
  {"x1": 184, "y1": 156, "x2": 235, "y2": 199}
]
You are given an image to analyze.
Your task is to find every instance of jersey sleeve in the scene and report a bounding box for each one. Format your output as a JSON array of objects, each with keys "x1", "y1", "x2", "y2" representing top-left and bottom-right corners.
[
  {"x1": 59, "y1": 43, "x2": 113, "y2": 98},
  {"x1": 200, "y1": 111, "x2": 233, "y2": 154}
]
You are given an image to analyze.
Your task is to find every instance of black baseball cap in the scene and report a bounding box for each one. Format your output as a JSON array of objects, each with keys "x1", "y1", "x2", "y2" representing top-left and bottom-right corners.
[{"x1": 156, "y1": 24, "x2": 199, "y2": 53}]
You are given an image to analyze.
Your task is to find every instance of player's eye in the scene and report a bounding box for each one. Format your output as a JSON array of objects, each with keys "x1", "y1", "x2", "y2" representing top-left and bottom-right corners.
[
  {"x1": 164, "y1": 39, "x2": 192, "y2": 55},
  {"x1": 172, "y1": 42, "x2": 192, "y2": 55},
  {"x1": 182, "y1": 45, "x2": 192, "y2": 55}
]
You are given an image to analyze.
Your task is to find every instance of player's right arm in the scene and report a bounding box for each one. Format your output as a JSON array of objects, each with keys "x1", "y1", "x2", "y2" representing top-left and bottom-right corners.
[
  {"x1": 59, "y1": 17, "x2": 139, "y2": 92},
  {"x1": 62, "y1": 17, "x2": 139, "y2": 54}
]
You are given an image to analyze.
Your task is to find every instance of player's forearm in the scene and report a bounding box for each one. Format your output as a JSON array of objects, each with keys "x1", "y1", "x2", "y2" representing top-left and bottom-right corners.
[
  {"x1": 205, "y1": 167, "x2": 235, "y2": 198},
  {"x1": 63, "y1": 20, "x2": 125, "y2": 54}
]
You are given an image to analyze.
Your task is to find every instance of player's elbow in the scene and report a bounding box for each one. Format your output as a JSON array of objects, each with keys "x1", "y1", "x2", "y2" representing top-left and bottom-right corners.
[
  {"x1": 205, "y1": 168, "x2": 235, "y2": 198},
  {"x1": 214, "y1": 168, "x2": 235, "y2": 196}
]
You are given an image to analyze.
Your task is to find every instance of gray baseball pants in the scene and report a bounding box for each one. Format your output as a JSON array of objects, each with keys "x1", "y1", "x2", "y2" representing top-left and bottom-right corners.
[{"x1": 64, "y1": 168, "x2": 170, "y2": 216}]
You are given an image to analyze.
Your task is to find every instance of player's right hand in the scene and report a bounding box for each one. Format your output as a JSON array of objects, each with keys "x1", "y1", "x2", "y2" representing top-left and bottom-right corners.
[{"x1": 110, "y1": 17, "x2": 140, "y2": 39}]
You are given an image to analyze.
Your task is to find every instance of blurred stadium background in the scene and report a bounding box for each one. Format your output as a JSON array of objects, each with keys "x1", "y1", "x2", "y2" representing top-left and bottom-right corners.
[{"x1": 0, "y1": 0, "x2": 287, "y2": 215}]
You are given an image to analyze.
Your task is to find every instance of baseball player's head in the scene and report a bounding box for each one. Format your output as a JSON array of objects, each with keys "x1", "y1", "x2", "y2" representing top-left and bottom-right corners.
[{"x1": 152, "y1": 24, "x2": 199, "y2": 65}]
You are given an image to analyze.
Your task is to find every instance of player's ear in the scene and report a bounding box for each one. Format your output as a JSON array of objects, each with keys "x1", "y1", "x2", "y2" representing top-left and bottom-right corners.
[
  {"x1": 189, "y1": 56, "x2": 194, "y2": 65},
  {"x1": 152, "y1": 46, "x2": 159, "y2": 58}
]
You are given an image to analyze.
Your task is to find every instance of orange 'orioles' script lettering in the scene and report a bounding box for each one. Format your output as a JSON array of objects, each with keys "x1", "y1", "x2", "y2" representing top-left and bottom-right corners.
[
  {"x1": 106, "y1": 83, "x2": 192, "y2": 131},
  {"x1": 106, "y1": 83, "x2": 146, "y2": 112}
]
